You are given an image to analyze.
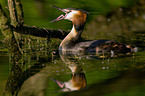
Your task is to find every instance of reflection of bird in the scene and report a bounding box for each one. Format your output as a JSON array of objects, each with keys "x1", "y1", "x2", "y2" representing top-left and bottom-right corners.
[
  {"x1": 50, "y1": 65, "x2": 87, "y2": 92},
  {"x1": 51, "y1": 6, "x2": 132, "y2": 54},
  {"x1": 50, "y1": 54, "x2": 87, "y2": 92}
]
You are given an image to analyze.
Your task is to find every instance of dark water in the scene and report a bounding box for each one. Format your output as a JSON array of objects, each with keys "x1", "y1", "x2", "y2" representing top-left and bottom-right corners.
[
  {"x1": 1, "y1": 0, "x2": 145, "y2": 96},
  {"x1": 0, "y1": 45, "x2": 145, "y2": 96}
]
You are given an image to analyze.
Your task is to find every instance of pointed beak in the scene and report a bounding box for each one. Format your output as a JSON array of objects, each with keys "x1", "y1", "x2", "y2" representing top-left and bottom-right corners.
[
  {"x1": 50, "y1": 77, "x2": 64, "y2": 88},
  {"x1": 51, "y1": 5, "x2": 66, "y2": 12},
  {"x1": 51, "y1": 6, "x2": 68, "y2": 22}
]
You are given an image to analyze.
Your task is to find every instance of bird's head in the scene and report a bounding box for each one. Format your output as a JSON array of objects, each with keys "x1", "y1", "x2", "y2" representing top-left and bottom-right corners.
[{"x1": 51, "y1": 6, "x2": 88, "y2": 24}]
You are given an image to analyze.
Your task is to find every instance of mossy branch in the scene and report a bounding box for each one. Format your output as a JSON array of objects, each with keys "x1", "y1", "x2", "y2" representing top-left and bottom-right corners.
[
  {"x1": 0, "y1": 4, "x2": 13, "y2": 38},
  {"x1": 0, "y1": 4, "x2": 22, "y2": 63},
  {"x1": 14, "y1": 0, "x2": 24, "y2": 24},
  {"x1": 8, "y1": 0, "x2": 18, "y2": 26}
]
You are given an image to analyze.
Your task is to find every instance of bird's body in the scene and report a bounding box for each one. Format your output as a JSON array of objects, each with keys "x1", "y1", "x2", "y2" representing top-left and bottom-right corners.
[{"x1": 52, "y1": 6, "x2": 132, "y2": 54}]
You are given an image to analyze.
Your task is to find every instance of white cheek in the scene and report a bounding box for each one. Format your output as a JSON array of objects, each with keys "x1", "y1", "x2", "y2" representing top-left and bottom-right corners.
[
  {"x1": 65, "y1": 11, "x2": 79, "y2": 20},
  {"x1": 65, "y1": 13, "x2": 73, "y2": 20}
]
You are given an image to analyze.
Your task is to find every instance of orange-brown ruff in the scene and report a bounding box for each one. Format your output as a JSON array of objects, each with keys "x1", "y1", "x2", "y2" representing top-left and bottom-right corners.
[
  {"x1": 72, "y1": 11, "x2": 87, "y2": 30},
  {"x1": 51, "y1": 6, "x2": 132, "y2": 54}
]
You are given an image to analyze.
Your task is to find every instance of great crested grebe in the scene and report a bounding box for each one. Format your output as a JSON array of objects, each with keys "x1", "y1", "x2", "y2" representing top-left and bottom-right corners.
[{"x1": 51, "y1": 6, "x2": 132, "y2": 53}]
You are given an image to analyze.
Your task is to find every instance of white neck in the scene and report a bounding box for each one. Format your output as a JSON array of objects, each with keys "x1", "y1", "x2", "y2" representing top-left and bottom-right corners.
[{"x1": 59, "y1": 25, "x2": 80, "y2": 50}]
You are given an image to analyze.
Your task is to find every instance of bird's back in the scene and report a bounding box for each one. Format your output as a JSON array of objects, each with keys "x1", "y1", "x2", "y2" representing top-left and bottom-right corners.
[{"x1": 70, "y1": 40, "x2": 131, "y2": 54}]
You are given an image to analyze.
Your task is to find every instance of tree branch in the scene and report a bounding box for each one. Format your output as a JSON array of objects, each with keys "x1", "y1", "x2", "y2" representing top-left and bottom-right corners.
[
  {"x1": 7, "y1": 0, "x2": 69, "y2": 39},
  {"x1": 0, "y1": 4, "x2": 13, "y2": 38},
  {"x1": 8, "y1": 0, "x2": 18, "y2": 26},
  {"x1": 14, "y1": 25, "x2": 69, "y2": 39},
  {"x1": 14, "y1": 0, "x2": 24, "y2": 24},
  {"x1": 0, "y1": 4, "x2": 22, "y2": 63}
]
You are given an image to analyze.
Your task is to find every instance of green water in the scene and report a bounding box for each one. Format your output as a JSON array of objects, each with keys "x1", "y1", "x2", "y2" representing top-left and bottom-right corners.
[
  {"x1": 1, "y1": 0, "x2": 145, "y2": 96},
  {"x1": 0, "y1": 54, "x2": 9, "y2": 95},
  {"x1": 0, "y1": 49, "x2": 145, "y2": 96}
]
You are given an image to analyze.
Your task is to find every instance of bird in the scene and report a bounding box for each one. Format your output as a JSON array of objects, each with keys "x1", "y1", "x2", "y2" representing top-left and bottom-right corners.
[{"x1": 51, "y1": 6, "x2": 132, "y2": 54}]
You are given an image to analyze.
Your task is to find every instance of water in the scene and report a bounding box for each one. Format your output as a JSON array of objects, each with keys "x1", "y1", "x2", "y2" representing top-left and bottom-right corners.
[
  {"x1": 0, "y1": 47, "x2": 145, "y2": 96},
  {"x1": 0, "y1": 54, "x2": 9, "y2": 96},
  {"x1": 1, "y1": 0, "x2": 145, "y2": 96}
]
